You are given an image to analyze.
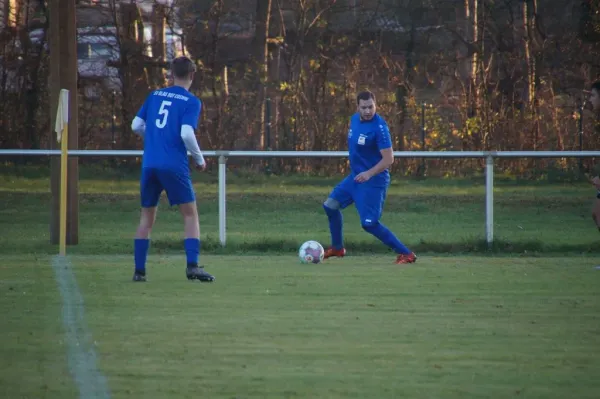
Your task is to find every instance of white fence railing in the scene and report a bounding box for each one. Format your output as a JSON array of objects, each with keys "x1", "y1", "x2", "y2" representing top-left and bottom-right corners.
[{"x1": 1, "y1": 149, "x2": 599, "y2": 247}]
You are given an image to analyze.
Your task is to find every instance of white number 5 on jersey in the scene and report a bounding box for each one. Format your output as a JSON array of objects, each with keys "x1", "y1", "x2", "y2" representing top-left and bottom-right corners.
[{"x1": 155, "y1": 100, "x2": 172, "y2": 128}]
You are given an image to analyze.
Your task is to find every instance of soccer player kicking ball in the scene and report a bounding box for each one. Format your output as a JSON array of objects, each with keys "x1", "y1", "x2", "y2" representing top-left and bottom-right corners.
[
  {"x1": 129, "y1": 56, "x2": 215, "y2": 282},
  {"x1": 322, "y1": 91, "x2": 417, "y2": 264}
]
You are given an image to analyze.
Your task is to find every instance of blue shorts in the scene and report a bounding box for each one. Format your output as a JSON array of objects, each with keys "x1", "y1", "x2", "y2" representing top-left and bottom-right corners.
[
  {"x1": 329, "y1": 175, "x2": 387, "y2": 225},
  {"x1": 140, "y1": 168, "x2": 195, "y2": 208}
]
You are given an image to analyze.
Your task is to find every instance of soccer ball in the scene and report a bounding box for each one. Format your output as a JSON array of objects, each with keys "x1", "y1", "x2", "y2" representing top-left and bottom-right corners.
[{"x1": 298, "y1": 240, "x2": 325, "y2": 264}]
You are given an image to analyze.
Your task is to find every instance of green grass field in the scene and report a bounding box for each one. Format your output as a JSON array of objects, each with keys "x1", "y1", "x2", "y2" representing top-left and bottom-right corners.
[
  {"x1": 1, "y1": 165, "x2": 600, "y2": 398},
  {"x1": 2, "y1": 255, "x2": 600, "y2": 398}
]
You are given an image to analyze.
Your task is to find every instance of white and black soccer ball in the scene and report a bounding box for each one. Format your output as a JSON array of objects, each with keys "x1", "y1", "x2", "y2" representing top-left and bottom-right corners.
[{"x1": 298, "y1": 240, "x2": 325, "y2": 264}]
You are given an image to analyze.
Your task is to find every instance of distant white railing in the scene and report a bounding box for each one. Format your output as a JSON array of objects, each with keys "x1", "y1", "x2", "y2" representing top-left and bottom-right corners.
[{"x1": 1, "y1": 149, "x2": 599, "y2": 247}]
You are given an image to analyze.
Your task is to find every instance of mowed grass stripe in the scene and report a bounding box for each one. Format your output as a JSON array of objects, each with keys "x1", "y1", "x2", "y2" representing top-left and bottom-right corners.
[
  {"x1": 68, "y1": 255, "x2": 600, "y2": 399},
  {"x1": 0, "y1": 256, "x2": 78, "y2": 399}
]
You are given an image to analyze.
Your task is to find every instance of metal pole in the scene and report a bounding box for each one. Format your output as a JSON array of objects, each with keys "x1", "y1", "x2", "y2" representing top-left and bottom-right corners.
[
  {"x1": 218, "y1": 155, "x2": 227, "y2": 246},
  {"x1": 265, "y1": 97, "x2": 272, "y2": 174},
  {"x1": 266, "y1": 97, "x2": 271, "y2": 149},
  {"x1": 485, "y1": 155, "x2": 494, "y2": 248},
  {"x1": 420, "y1": 102, "x2": 426, "y2": 176},
  {"x1": 578, "y1": 102, "x2": 584, "y2": 173},
  {"x1": 111, "y1": 91, "x2": 116, "y2": 148},
  {"x1": 421, "y1": 102, "x2": 426, "y2": 149}
]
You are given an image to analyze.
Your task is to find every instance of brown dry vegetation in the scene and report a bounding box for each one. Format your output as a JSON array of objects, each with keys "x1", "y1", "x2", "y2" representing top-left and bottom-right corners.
[{"x1": 1, "y1": 0, "x2": 599, "y2": 177}]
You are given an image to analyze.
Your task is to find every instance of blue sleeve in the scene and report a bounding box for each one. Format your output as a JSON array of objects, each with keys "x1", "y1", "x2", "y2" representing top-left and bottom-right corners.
[
  {"x1": 136, "y1": 93, "x2": 152, "y2": 121},
  {"x1": 376, "y1": 119, "x2": 392, "y2": 151},
  {"x1": 181, "y1": 98, "x2": 201, "y2": 129}
]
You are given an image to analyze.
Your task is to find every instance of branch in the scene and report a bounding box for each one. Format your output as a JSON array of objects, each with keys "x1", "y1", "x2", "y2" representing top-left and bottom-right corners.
[
  {"x1": 303, "y1": 0, "x2": 337, "y2": 35},
  {"x1": 443, "y1": 26, "x2": 480, "y2": 58}
]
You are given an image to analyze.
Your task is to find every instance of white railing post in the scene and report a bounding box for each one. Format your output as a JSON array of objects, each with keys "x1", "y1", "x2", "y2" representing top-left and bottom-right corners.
[
  {"x1": 218, "y1": 155, "x2": 227, "y2": 246},
  {"x1": 485, "y1": 155, "x2": 494, "y2": 248}
]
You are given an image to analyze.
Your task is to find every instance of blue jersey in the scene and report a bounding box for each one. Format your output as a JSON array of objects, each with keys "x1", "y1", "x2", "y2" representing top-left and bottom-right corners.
[
  {"x1": 347, "y1": 113, "x2": 393, "y2": 186},
  {"x1": 136, "y1": 86, "x2": 202, "y2": 175}
]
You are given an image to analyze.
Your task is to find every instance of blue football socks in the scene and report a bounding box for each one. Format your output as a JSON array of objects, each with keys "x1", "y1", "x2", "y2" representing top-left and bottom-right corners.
[
  {"x1": 363, "y1": 222, "x2": 411, "y2": 255},
  {"x1": 184, "y1": 238, "x2": 200, "y2": 266},
  {"x1": 134, "y1": 238, "x2": 150, "y2": 273},
  {"x1": 323, "y1": 204, "x2": 344, "y2": 249}
]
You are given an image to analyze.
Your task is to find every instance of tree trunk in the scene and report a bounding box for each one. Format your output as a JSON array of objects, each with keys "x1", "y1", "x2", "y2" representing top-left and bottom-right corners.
[
  {"x1": 150, "y1": 3, "x2": 166, "y2": 88},
  {"x1": 117, "y1": 2, "x2": 148, "y2": 148},
  {"x1": 253, "y1": 0, "x2": 272, "y2": 150},
  {"x1": 523, "y1": 0, "x2": 539, "y2": 150}
]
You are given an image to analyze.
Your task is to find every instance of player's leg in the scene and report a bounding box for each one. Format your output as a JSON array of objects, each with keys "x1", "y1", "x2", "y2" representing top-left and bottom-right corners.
[
  {"x1": 323, "y1": 175, "x2": 354, "y2": 258},
  {"x1": 355, "y1": 185, "x2": 416, "y2": 264},
  {"x1": 592, "y1": 198, "x2": 600, "y2": 232},
  {"x1": 159, "y1": 170, "x2": 215, "y2": 282},
  {"x1": 178, "y1": 202, "x2": 202, "y2": 266},
  {"x1": 134, "y1": 168, "x2": 163, "y2": 281}
]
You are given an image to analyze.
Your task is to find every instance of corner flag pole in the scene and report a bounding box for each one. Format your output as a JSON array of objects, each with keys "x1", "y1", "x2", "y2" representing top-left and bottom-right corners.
[{"x1": 55, "y1": 89, "x2": 69, "y2": 256}]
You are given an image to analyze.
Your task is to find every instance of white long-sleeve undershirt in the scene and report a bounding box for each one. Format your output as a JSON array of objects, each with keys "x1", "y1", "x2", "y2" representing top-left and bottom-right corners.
[
  {"x1": 180, "y1": 124, "x2": 205, "y2": 167},
  {"x1": 131, "y1": 116, "x2": 146, "y2": 137}
]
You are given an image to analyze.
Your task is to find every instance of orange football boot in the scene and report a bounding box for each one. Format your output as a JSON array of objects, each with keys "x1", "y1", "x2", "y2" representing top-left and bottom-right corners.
[
  {"x1": 324, "y1": 247, "x2": 346, "y2": 259},
  {"x1": 395, "y1": 252, "x2": 417, "y2": 265}
]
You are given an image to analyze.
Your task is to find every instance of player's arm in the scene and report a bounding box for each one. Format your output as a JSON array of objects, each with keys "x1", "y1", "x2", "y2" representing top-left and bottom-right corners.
[
  {"x1": 131, "y1": 116, "x2": 146, "y2": 137},
  {"x1": 355, "y1": 149, "x2": 393, "y2": 183},
  {"x1": 364, "y1": 148, "x2": 394, "y2": 178},
  {"x1": 181, "y1": 125, "x2": 205, "y2": 167},
  {"x1": 180, "y1": 98, "x2": 205, "y2": 168},
  {"x1": 131, "y1": 95, "x2": 150, "y2": 137}
]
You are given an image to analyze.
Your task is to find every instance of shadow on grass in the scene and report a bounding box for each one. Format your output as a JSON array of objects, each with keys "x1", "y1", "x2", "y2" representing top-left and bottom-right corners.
[{"x1": 148, "y1": 236, "x2": 600, "y2": 256}]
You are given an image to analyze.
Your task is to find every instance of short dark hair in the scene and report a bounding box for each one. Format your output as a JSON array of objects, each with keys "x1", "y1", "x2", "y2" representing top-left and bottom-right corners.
[
  {"x1": 171, "y1": 56, "x2": 196, "y2": 79},
  {"x1": 357, "y1": 91, "x2": 376, "y2": 104},
  {"x1": 592, "y1": 80, "x2": 600, "y2": 93}
]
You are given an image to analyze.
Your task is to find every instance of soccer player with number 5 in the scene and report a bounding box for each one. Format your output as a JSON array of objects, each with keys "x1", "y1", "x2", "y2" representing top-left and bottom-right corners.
[{"x1": 129, "y1": 56, "x2": 215, "y2": 282}]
